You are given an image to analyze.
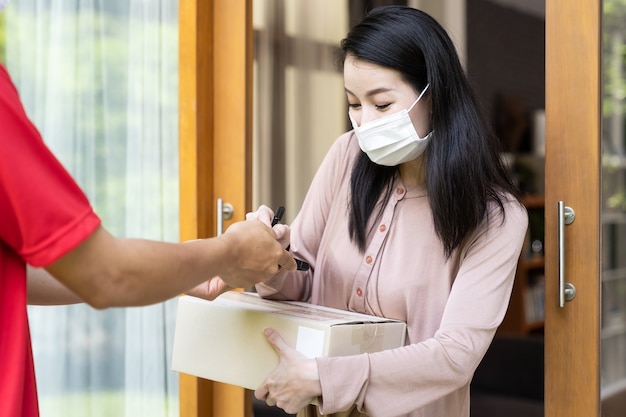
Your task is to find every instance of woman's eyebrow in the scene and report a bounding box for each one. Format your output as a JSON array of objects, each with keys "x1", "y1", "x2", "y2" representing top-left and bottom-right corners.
[{"x1": 344, "y1": 86, "x2": 394, "y2": 97}]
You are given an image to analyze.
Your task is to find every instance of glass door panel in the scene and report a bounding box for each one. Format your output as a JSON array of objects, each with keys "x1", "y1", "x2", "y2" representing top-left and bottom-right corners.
[{"x1": 602, "y1": 2, "x2": 626, "y2": 412}]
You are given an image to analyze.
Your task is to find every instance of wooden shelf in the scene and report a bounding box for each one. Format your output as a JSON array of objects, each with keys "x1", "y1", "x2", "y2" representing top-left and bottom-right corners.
[
  {"x1": 524, "y1": 320, "x2": 545, "y2": 333},
  {"x1": 499, "y1": 194, "x2": 545, "y2": 335},
  {"x1": 521, "y1": 194, "x2": 545, "y2": 209},
  {"x1": 520, "y1": 256, "x2": 545, "y2": 269}
]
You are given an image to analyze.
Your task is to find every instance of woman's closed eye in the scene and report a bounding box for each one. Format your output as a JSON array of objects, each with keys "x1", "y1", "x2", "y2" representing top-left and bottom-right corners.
[{"x1": 348, "y1": 103, "x2": 392, "y2": 111}]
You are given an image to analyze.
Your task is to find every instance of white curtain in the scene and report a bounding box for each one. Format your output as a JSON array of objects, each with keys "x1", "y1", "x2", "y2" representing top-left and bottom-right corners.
[{"x1": 4, "y1": 1, "x2": 179, "y2": 416}]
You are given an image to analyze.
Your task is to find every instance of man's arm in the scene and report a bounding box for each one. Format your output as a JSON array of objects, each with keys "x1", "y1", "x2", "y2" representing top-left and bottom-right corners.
[
  {"x1": 41, "y1": 220, "x2": 296, "y2": 309},
  {"x1": 27, "y1": 266, "x2": 83, "y2": 305}
]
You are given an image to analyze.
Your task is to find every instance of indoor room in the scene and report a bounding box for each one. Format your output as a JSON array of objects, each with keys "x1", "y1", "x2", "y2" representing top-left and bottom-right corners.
[{"x1": 1, "y1": 1, "x2": 624, "y2": 417}]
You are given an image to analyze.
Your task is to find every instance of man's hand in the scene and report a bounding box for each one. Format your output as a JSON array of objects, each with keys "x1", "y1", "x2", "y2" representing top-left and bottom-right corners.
[{"x1": 218, "y1": 219, "x2": 296, "y2": 289}]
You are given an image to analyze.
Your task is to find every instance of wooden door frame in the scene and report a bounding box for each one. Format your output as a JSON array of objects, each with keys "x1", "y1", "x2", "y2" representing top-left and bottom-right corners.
[
  {"x1": 544, "y1": 0, "x2": 602, "y2": 416},
  {"x1": 177, "y1": 0, "x2": 605, "y2": 416},
  {"x1": 179, "y1": 0, "x2": 254, "y2": 416}
]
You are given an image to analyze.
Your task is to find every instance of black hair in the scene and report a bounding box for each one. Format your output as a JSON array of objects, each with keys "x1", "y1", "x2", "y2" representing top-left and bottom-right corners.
[{"x1": 340, "y1": 6, "x2": 520, "y2": 258}]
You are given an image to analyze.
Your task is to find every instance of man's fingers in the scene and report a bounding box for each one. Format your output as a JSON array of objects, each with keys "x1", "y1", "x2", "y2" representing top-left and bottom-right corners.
[{"x1": 278, "y1": 249, "x2": 297, "y2": 272}]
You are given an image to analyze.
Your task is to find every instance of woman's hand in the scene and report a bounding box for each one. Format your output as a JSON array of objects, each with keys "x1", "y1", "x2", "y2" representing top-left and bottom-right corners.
[
  {"x1": 185, "y1": 276, "x2": 232, "y2": 300},
  {"x1": 247, "y1": 205, "x2": 291, "y2": 249},
  {"x1": 255, "y1": 328, "x2": 322, "y2": 414}
]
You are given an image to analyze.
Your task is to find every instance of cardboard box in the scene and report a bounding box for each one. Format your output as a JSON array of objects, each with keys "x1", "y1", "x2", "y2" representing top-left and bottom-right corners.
[{"x1": 171, "y1": 292, "x2": 406, "y2": 390}]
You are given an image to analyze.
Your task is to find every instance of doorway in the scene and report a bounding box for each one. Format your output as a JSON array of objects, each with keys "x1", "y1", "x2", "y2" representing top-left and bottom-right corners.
[
  {"x1": 250, "y1": 1, "x2": 548, "y2": 416},
  {"x1": 178, "y1": 0, "x2": 626, "y2": 416}
]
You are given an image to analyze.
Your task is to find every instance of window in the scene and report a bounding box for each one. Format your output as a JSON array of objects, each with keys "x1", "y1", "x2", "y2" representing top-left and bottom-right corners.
[{"x1": 4, "y1": 2, "x2": 179, "y2": 416}]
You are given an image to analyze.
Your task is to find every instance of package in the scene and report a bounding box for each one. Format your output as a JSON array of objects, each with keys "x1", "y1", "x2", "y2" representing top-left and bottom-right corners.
[{"x1": 171, "y1": 292, "x2": 406, "y2": 390}]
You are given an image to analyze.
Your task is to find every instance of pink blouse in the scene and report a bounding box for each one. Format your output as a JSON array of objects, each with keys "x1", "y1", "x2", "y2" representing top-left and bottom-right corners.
[{"x1": 257, "y1": 131, "x2": 529, "y2": 417}]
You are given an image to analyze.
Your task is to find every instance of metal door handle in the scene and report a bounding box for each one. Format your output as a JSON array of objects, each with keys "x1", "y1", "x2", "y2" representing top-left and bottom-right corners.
[
  {"x1": 216, "y1": 198, "x2": 234, "y2": 236},
  {"x1": 557, "y1": 201, "x2": 577, "y2": 307}
]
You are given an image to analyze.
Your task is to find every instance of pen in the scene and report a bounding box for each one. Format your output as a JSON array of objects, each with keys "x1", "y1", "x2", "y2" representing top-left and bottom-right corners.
[
  {"x1": 271, "y1": 206, "x2": 310, "y2": 271},
  {"x1": 294, "y1": 259, "x2": 310, "y2": 271},
  {"x1": 271, "y1": 205, "x2": 285, "y2": 227}
]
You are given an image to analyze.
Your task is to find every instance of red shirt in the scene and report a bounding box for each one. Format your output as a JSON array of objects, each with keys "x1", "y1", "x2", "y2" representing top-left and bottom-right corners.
[{"x1": 0, "y1": 64, "x2": 101, "y2": 417}]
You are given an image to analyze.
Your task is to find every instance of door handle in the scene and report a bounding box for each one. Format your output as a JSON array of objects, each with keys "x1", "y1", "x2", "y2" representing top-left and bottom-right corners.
[
  {"x1": 557, "y1": 201, "x2": 577, "y2": 307},
  {"x1": 216, "y1": 198, "x2": 234, "y2": 236}
]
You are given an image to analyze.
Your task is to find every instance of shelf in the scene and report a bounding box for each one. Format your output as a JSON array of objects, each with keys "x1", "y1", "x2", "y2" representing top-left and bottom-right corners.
[
  {"x1": 499, "y1": 194, "x2": 545, "y2": 335},
  {"x1": 524, "y1": 320, "x2": 545, "y2": 332},
  {"x1": 519, "y1": 256, "x2": 545, "y2": 269},
  {"x1": 521, "y1": 194, "x2": 545, "y2": 209}
]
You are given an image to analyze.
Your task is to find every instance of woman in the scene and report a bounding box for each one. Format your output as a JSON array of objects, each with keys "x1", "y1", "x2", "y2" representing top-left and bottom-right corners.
[{"x1": 249, "y1": 6, "x2": 528, "y2": 417}]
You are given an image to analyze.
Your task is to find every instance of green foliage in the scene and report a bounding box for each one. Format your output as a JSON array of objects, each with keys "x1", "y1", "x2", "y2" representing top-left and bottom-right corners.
[
  {"x1": 602, "y1": 0, "x2": 626, "y2": 212},
  {"x1": 603, "y1": 0, "x2": 626, "y2": 119},
  {"x1": 0, "y1": 12, "x2": 5, "y2": 64}
]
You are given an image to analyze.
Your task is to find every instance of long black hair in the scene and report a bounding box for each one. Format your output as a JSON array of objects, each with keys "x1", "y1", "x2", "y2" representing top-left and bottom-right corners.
[{"x1": 341, "y1": 6, "x2": 520, "y2": 258}]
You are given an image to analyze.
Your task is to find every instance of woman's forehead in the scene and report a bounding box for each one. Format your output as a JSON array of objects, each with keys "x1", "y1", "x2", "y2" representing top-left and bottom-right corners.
[{"x1": 343, "y1": 56, "x2": 409, "y2": 96}]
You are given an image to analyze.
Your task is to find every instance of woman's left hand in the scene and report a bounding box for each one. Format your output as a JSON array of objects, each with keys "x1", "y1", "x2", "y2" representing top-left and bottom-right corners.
[
  {"x1": 185, "y1": 276, "x2": 232, "y2": 300},
  {"x1": 255, "y1": 328, "x2": 322, "y2": 414}
]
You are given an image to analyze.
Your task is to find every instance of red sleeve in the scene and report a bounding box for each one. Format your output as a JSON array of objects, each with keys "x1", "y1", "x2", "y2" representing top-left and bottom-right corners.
[{"x1": 0, "y1": 64, "x2": 101, "y2": 267}]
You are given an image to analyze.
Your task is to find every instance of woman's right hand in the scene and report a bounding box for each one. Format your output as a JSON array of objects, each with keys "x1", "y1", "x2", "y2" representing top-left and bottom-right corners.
[{"x1": 246, "y1": 205, "x2": 291, "y2": 250}]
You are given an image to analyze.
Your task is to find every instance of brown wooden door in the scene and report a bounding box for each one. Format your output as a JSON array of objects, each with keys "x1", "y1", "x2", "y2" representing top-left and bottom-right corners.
[
  {"x1": 544, "y1": 0, "x2": 602, "y2": 416},
  {"x1": 176, "y1": 1, "x2": 609, "y2": 416},
  {"x1": 178, "y1": 0, "x2": 254, "y2": 416}
]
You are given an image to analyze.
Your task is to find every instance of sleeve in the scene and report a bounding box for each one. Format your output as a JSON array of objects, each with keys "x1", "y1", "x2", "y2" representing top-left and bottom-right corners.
[
  {"x1": 0, "y1": 64, "x2": 101, "y2": 267},
  {"x1": 315, "y1": 200, "x2": 529, "y2": 416},
  {"x1": 256, "y1": 132, "x2": 357, "y2": 301}
]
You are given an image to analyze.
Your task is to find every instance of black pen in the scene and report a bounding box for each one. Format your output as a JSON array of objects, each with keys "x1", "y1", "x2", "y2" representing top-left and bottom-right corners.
[
  {"x1": 271, "y1": 206, "x2": 285, "y2": 227},
  {"x1": 271, "y1": 206, "x2": 310, "y2": 271},
  {"x1": 294, "y1": 258, "x2": 310, "y2": 271}
]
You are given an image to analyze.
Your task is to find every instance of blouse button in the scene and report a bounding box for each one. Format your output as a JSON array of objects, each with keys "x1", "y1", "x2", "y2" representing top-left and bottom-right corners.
[
  {"x1": 396, "y1": 187, "x2": 404, "y2": 195},
  {"x1": 379, "y1": 224, "x2": 386, "y2": 232},
  {"x1": 356, "y1": 288, "x2": 363, "y2": 297},
  {"x1": 365, "y1": 255, "x2": 373, "y2": 264}
]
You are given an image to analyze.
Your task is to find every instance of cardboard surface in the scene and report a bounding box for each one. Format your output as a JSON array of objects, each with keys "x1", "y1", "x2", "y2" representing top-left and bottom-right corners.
[{"x1": 171, "y1": 292, "x2": 406, "y2": 390}]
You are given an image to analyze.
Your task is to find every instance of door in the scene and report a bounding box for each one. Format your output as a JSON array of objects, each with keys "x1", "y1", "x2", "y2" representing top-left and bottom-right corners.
[
  {"x1": 178, "y1": 0, "x2": 254, "y2": 416},
  {"x1": 176, "y1": 1, "x2": 621, "y2": 416},
  {"x1": 544, "y1": 0, "x2": 602, "y2": 416}
]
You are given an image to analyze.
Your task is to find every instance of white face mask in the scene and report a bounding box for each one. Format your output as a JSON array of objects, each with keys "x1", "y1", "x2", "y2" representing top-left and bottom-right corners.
[
  {"x1": 350, "y1": 84, "x2": 432, "y2": 166},
  {"x1": 0, "y1": 0, "x2": 10, "y2": 13}
]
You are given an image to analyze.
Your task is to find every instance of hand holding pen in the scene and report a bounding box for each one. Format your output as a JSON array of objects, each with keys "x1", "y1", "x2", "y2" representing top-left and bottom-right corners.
[
  {"x1": 271, "y1": 206, "x2": 310, "y2": 271},
  {"x1": 270, "y1": 206, "x2": 286, "y2": 228}
]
